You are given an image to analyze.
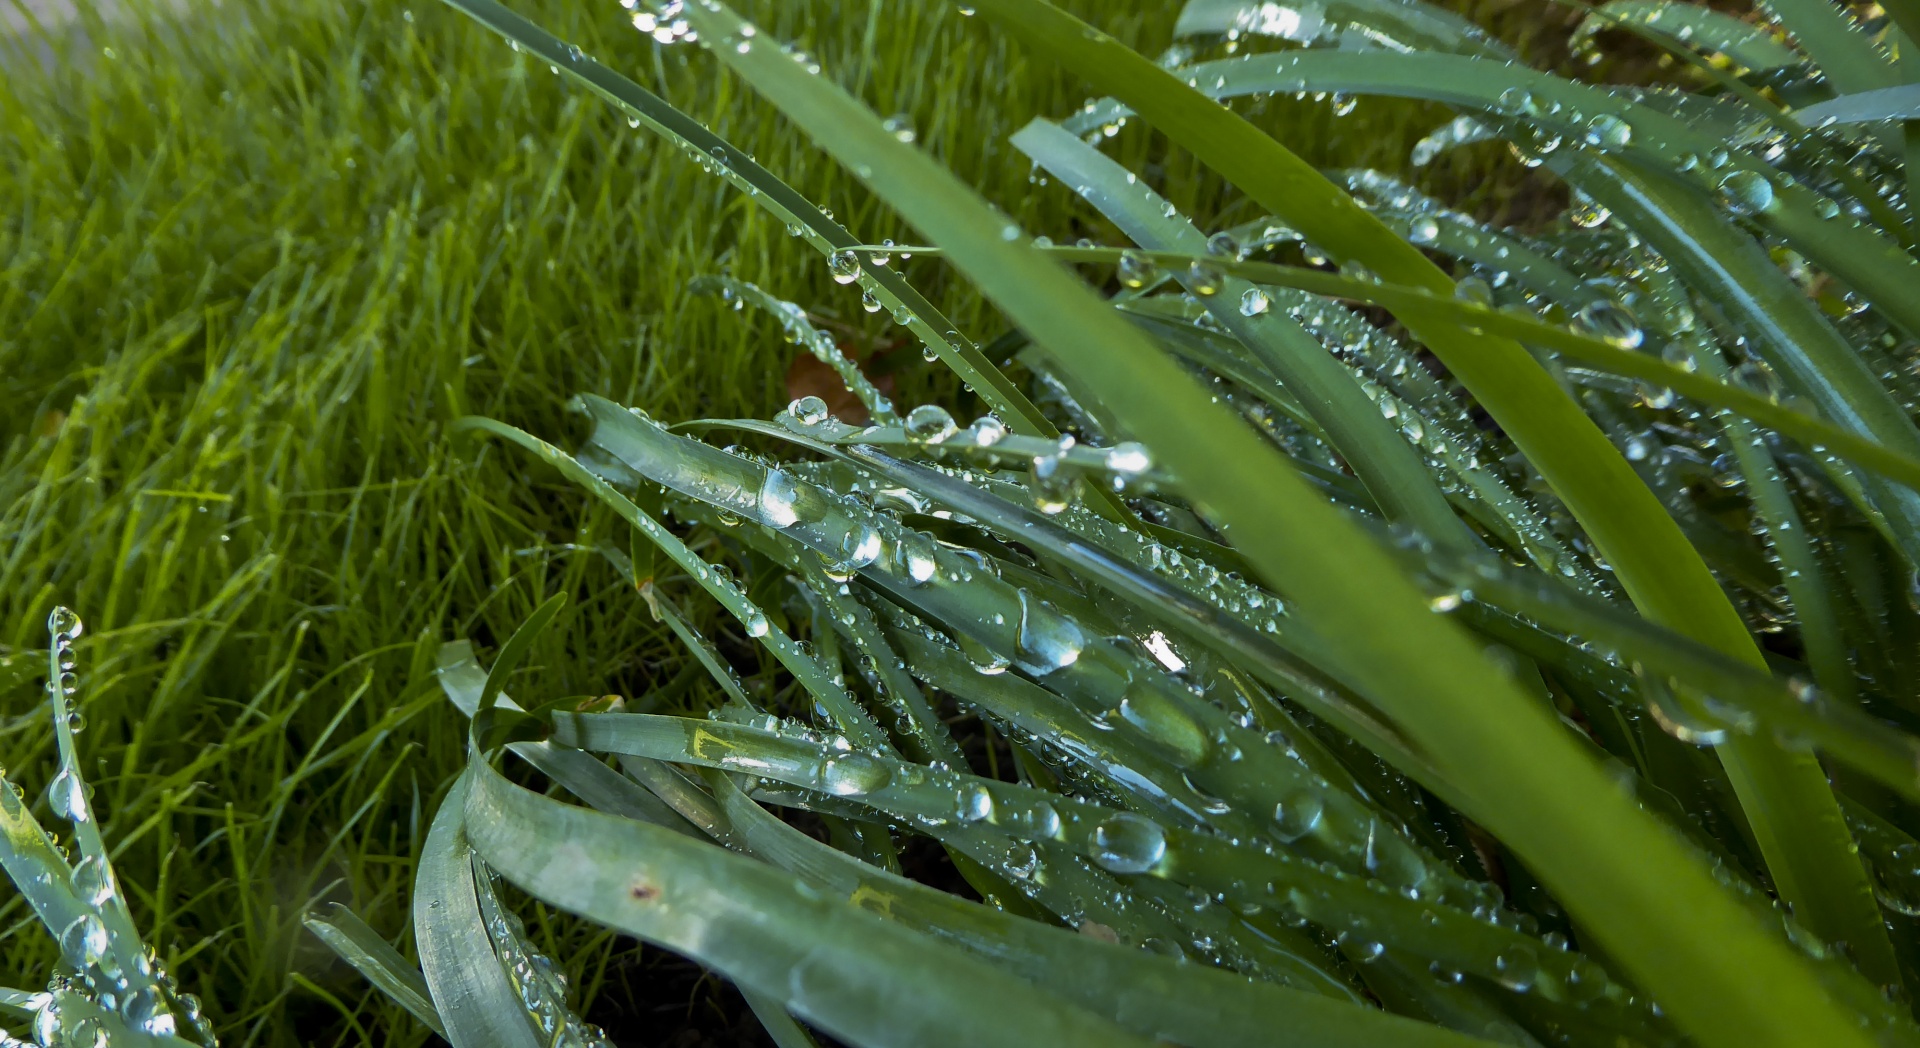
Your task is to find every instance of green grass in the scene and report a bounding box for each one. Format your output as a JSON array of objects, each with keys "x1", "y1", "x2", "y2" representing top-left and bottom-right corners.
[{"x1": 0, "y1": 0, "x2": 1524, "y2": 1042}]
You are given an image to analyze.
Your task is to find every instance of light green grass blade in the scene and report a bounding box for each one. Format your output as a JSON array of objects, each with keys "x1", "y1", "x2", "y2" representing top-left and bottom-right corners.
[
  {"x1": 303, "y1": 903, "x2": 446, "y2": 1037},
  {"x1": 412, "y1": 769, "x2": 542, "y2": 1048},
  {"x1": 1794, "y1": 85, "x2": 1920, "y2": 124},
  {"x1": 460, "y1": 755, "x2": 1160, "y2": 1048}
]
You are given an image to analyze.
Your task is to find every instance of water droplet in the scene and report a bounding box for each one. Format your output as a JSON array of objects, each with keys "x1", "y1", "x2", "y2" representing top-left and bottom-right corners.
[
  {"x1": 1239, "y1": 287, "x2": 1271, "y2": 316},
  {"x1": 742, "y1": 607, "x2": 770, "y2": 638},
  {"x1": 1089, "y1": 812, "x2": 1166, "y2": 874},
  {"x1": 789, "y1": 395, "x2": 830, "y2": 425},
  {"x1": 898, "y1": 537, "x2": 938, "y2": 587},
  {"x1": 821, "y1": 754, "x2": 892, "y2": 796},
  {"x1": 828, "y1": 249, "x2": 862, "y2": 284},
  {"x1": 1117, "y1": 249, "x2": 1158, "y2": 289},
  {"x1": 1494, "y1": 946, "x2": 1540, "y2": 992},
  {"x1": 48, "y1": 767, "x2": 89, "y2": 823},
  {"x1": 1014, "y1": 591, "x2": 1084, "y2": 675},
  {"x1": 1186, "y1": 260, "x2": 1223, "y2": 296},
  {"x1": 882, "y1": 114, "x2": 917, "y2": 144},
  {"x1": 758, "y1": 469, "x2": 807, "y2": 529},
  {"x1": 1575, "y1": 299, "x2": 1644, "y2": 349},
  {"x1": 904, "y1": 404, "x2": 957, "y2": 443},
  {"x1": 970, "y1": 415, "x2": 1007, "y2": 446},
  {"x1": 1273, "y1": 789, "x2": 1324, "y2": 842},
  {"x1": 1205, "y1": 231, "x2": 1240, "y2": 258},
  {"x1": 861, "y1": 289, "x2": 883, "y2": 313},
  {"x1": 48, "y1": 606, "x2": 82, "y2": 639},
  {"x1": 1496, "y1": 86, "x2": 1534, "y2": 115},
  {"x1": 955, "y1": 782, "x2": 994, "y2": 822},
  {"x1": 61, "y1": 912, "x2": 108, "y2": 967},
  {"x1": 1716, "y1": 170, "x2": 1776, "y2": 215},
  {"x1": 1118, "y1": 683, "x2": 1210, "y2": 767},
  {"x1": 73, "y1": 855, "x2": 116, "y2": 907},
  {"x1": 1583, "y1": 112, "x2": 1631, "y2": 150},
  {"x1": 1406, "y1": 215, "x2": 1440, "y2": 244},
  {"x1": 1104, "y1": 441, "x2": 1152, "y2": 474}
]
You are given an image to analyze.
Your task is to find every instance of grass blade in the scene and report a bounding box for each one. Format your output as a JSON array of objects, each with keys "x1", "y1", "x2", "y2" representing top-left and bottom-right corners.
[
  {"x1": 304, "y1": 903, "x2": 446, "y2": 1037},
  {"x1": 461, "y1": 756, "x2": 1160, "y2": 1048}
]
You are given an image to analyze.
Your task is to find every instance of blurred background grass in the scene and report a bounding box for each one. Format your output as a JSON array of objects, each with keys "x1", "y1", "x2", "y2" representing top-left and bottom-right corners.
[{"x1": 0, "y1": 0, "x2": 1635, "y2": 1042}]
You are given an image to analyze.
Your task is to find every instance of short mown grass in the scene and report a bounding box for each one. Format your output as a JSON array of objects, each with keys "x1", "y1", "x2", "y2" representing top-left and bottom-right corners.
[{"x1": 0, "y1": 0, "x2": 1547, "y2": 1042}]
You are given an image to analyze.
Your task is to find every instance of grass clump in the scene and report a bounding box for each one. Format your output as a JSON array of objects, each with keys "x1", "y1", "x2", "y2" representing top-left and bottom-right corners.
[{"x1": 15, "y1": 0, "x2": 1920, "y2": 1045}]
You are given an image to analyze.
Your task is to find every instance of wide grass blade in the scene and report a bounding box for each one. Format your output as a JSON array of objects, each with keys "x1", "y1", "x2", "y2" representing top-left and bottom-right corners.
[{"x1": 461, "y1": 756, "x2": 1160, "y2": 1048}]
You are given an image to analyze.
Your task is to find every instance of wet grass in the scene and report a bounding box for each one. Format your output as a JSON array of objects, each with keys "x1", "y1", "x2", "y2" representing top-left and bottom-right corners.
[{"x1": 0, "y1": 0, "x2": 1548, "y2": 1042}]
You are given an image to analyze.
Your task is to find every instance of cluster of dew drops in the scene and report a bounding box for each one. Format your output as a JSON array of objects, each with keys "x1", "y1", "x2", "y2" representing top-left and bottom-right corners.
[{"x1": 0, "y1": 609, "x2": 211, "y2": 1048}]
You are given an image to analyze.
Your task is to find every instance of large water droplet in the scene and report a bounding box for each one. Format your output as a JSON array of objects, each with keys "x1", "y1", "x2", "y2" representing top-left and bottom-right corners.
[
  {"x1": 61, "y1": 912, "x2": 109, "y2": 967},
  {"x1": 955, "y1": 782, "x2": 994, "y2": 822},
  {"x1": 1716, "y1": 170, "x2": 1775, "y2": 215},
  {"x1": 1104, "y1": 441, "x2": 1152, "y2": 474},
  {"x1": 1089, "y1": 812, "x2": 1166, "y2": 874},
  {"x1": 1014, "y1": 591, "x2": 1084, "y2": 675},
  {"x1": 1272, "y1": 789, "x2": 1324, "y2": 842},
  {"x1": 1239, "y1": 287, "x2": 1271, "y2": 317},
  {"x1": 759, "y1": 469, "x2": 805, "y2": 528},
  {"x1": 1494, "y1": 946, "x2": 1540, "y2": 992},
  {"x1": 48, "y1": 767, "x2": 90, "y2": 823},
  {"x1": 1574, "y1": 299, "x2": 1644, "y2": 349},
  {"x1": 904, "y1": 404, "x2": 957, "y2": 444},
  {"x1": 1117, "y1": 249, "x2": 1158, "y2": 289},
  {"x1": 1118, "y1": 683, "x2": 1211, "y2": 767},
  {"x1": 1186, "y1": 260, "x2": 1224, "y2": 296},
  {"x1": 73, "y1": 855, "x2": 116, "y2": 907},
  {"x1": 828, "y1": 249, "x2": 863, "y2": 284},
  {"x1": 789, "y1": 396, "x2": 829, "y2": 425},
  {"x1": 48, "y1": 606, "x2": 83, "y2": 640},
  {"x1": 741, "y1": 607, "x2": 770, "y2": 638},
  {"x1": 820, "y1": 754, "x2": 892, "y2": 796},
  {"x1": 1582, "y1": 112, "x2": 1631, "y2": 150}
]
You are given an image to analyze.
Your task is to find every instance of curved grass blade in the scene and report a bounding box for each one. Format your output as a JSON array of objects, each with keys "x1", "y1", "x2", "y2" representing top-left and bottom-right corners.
[
  {"x1": 304, "y1": 903, "x2": 446, "y2": 1038},
  {"x1": 1009, "y1": 245, "x2": 1920, "y2": 499},
  {"x1": 478, "y1": 590, "x2": 566, "y2": 717},
  {"x1": 412, "y1": 769, "x2": 543, "y2": 1048},
  {"x1": 436, "y1": 639, "x2": 703, "y2": 835},
  {"x1": 460, "y1": 757, "x2": 1160, "y2": 1048}
]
